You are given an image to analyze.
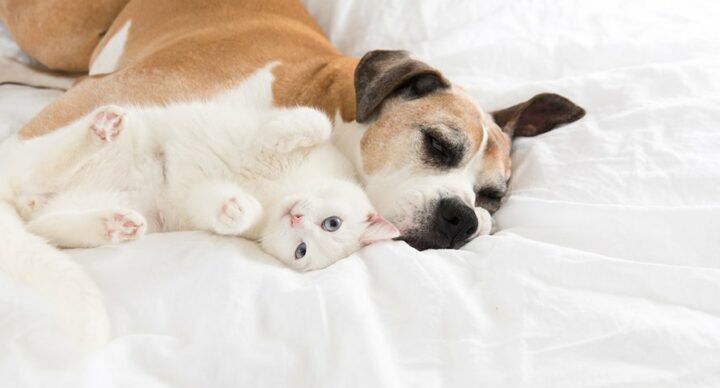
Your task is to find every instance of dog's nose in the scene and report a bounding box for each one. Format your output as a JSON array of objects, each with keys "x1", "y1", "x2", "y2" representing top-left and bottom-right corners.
[
  {"x1": 435, "y1": 197, "x2": 478, "y2": 246},
  {"x1": 398, "y1": 197, "x2": 481, "y2": 250}
]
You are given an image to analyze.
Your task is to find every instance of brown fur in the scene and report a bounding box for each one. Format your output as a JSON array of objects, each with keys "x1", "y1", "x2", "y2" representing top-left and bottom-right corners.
[
  {"x1": 10, "y1": 0, "x2": 351, "y2": 138},
  {"x1": 0, "y1": 0, "x2": 129, "y2": 72},
  {"x1": 272, "y1": 56, "x2": 359, "y2": 123},
  {"x1": 2, "y1": 0, "x2": 584, "y2": 230},
  {"x1": 360, "y1": 88, "x2": 485, "y2": 175},
  {"x1": 353, "y1": 50, "x2": 449, "y2": 123}
]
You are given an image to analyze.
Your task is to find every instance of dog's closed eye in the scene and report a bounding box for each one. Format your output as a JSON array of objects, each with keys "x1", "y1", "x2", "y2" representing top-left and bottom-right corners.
[
  {"x1": 421, "y1": 129, "x2": 464, "y2": 168},
  {"x1": 475, "y1": 186, "x2": 506, "y2": 213}
]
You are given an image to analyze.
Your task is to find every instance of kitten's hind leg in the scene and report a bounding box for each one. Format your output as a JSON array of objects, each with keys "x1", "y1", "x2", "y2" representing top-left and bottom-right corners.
[
  {"x1": 27, "y1": 208, "x2": 147, "y2": 248},
  {"x1": 14, "y1": 192, "x2": 52, "y2": 220},
  {"x1": 26, "y1": 105, "x2": 129, "y2": 179},
  {"x1": 86, "y1": 105, "x2": 127, "y2": 142},
  {"x1": 24, "y1": 190, "x2": 146, "y2": 248},
  {"x1": 180, "y1": 181, "x2": 262, "y2": 236},
  {"x1": 262, "y1": 107, "x2": 332, "y2": 153},
  {"x1": 58, "y1": 104, "x2": 127, "y2": 146}
]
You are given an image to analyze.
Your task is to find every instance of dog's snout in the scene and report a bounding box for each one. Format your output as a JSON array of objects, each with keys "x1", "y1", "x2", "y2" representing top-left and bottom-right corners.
[
  {"x1": 397, "y1": 197, "x2": 480, "y2": 250},
  {"x1": 436, "y1": 197, "x2": 478, "y2": 244}
]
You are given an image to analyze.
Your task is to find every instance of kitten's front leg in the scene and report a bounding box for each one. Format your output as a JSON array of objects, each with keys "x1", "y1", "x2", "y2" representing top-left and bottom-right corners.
[
  {"x1": 181, "y1": 181, "x2": 262, "y2": 236},
  {"x1": 262, "y1": 107, "x2": 332, "y2": 153}
]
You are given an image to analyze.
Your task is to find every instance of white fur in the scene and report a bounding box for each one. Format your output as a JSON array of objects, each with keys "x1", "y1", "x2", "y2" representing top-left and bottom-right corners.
[
  {"x1": 0, "y1": 67, "x2": 269, "y2": 350},
  {"x1": 0, "y1": 68, "x2": 398, "y2": 272},
  {"x1": 331, "y1": 115, "x2": 492, "y2": 240},
  {"x1": 89, "y1": 20, "x2": 132, "y2": 76},
  {"x1": 0, "y1": 198, "x2": 110, "y2": 350}
]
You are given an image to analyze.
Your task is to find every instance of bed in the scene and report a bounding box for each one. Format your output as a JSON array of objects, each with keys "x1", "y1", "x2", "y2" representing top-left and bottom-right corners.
[{"x1": 2, "y1": 0, "x2": 720, "y2": 386}]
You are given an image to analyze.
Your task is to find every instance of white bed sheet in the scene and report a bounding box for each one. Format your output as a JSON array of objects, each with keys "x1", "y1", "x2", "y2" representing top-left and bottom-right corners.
[{"x1": 2, "y1": 0, "x2": 720, "y2": 386}]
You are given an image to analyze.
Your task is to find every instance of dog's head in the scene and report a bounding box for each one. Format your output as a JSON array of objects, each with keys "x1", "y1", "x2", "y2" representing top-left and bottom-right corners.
[{"x1": 350, "y1": 50, "x2": 585, "y2": 250}]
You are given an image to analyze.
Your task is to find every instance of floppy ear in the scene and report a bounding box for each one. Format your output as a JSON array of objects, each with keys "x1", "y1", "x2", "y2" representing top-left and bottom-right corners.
[
  {"x1": 491, "y1": 93, "x2": 586, "y2": 137},
  {"x1": 360, "y1": 214, "x2": 401, "y2": 245},
  {"x1": 354, "y1": 50, "x2": 450, "y2": 123}
]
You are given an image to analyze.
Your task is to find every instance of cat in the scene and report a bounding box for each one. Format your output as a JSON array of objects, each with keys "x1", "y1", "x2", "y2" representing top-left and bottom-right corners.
[{"x1": 0, "y1": 100, "x2": 399, "y2": 272}]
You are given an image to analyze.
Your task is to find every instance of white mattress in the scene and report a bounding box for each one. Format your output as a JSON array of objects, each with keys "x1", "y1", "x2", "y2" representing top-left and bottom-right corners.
[{"x1": 2, "y1": 1, "x2": 720, "y2": 386}]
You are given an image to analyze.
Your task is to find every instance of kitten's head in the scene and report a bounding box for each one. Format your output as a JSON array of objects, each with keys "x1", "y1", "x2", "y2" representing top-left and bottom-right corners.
[{"x1": 260, "y1": 179, "x2": 399, "y2": 271}]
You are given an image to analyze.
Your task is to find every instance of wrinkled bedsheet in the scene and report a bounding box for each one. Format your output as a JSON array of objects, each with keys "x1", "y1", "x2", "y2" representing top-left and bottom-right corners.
[{"x1": 1, "y1": 0, "x2": 720, "y2": 386}]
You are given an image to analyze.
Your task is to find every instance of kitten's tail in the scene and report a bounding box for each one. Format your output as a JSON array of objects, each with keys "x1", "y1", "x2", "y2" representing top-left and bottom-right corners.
[{"x1": 0, "y1": 197, "x2": 110, "y2": 351}]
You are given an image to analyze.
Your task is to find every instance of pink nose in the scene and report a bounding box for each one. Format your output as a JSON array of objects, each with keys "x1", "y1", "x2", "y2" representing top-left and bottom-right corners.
[{"x1": 290, "y1": 214, "x2": 303, "y2": 226}]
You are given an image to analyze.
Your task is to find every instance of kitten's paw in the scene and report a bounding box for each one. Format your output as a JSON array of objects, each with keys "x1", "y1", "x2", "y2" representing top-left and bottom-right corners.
[
  {"x1": 213, "y1": 194, "x2": 262, "y2": 235},
  {"x1": 265, "y1": 107, "x2": 332, "y2": 152},
  {"x1": 90, "y1": 105, "x2": 126, "y2": 142},
  {"x1": 475, "y1": 207, "x2": 493, "y2": 237},
  {"x1": 289, "y1": 107, "x2": 332, "y2": 142},
  {"x1": 15, "y1": 193, "x2": 50, "y2": 219},
  {"x1": 104, "y1": 210, "x2": 147, "y2": 243}
]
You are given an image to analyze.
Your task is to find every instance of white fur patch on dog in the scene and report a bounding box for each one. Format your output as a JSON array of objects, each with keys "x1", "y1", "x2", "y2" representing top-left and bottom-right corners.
[{"x1": 90, "y1": 20, "x2": 132, "y2": 76}]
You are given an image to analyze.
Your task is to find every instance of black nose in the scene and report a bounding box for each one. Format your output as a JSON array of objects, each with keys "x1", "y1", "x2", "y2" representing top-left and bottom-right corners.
[
  {"x1": 435, "y1": 197, "x2": 478, "y2": 246},
  {"x1": 397, "y1": 197, "x2": 480, "y2": 251}
]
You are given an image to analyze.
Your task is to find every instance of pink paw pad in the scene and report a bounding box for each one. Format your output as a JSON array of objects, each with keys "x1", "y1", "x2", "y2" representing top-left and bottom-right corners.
[
  {"x1": 211, "y1": 194, "x2": 260, "y2": 236},
  {"x1": 219, "y1": 198, "x2": 242, "y2": 222},
  {"x1": 90, "y1": 108, "x2": 125, "y2": 142},
  {"x1": 20, "y1": 194, "x2": 48, "y2": 210},
  {"x1": 15, "y1": 193, "x2": 50, "y2": 218},
  {"x1": 105, "y1": 211, "x2": 146, "y2": 243}
]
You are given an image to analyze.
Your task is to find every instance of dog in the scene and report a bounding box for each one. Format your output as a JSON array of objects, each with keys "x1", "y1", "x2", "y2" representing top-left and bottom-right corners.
[{"x1": 0, "y1": 0, "x2": 585, "y2": 250}]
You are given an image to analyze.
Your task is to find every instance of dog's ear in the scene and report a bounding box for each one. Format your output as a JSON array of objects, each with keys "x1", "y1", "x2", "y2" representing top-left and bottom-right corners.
[
  {"x1": 355, "y1": 50, "x2": 450, "y2": 123},
  {"x1": 491, "y1": 93, "x2": 585, "y2": 137}
]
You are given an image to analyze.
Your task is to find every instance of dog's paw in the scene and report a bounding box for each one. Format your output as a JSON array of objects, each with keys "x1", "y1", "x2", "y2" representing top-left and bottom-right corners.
[
  {"x1": 90, "y1": 105, "x2": 126, "y2": 142},
  {"x1": 213, "y1": 194, "x2": 262, "y2": 235},
  {"x1": 104, "y1": 209, "x2": 147, "y2": 243},
  {"x1": 474, "y1": 207, "x2": 493, "y2": 237}
]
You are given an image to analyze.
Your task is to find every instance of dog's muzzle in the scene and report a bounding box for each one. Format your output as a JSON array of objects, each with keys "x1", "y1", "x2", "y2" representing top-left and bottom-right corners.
[{"x1": 400, "y1": 197, "x2": 478, "y2": 250}]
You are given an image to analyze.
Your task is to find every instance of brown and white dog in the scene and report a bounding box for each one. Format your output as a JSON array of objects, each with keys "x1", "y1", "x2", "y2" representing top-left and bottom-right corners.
[{"x1": 0, "y1": 0, "x2": 585, "y2": 250}]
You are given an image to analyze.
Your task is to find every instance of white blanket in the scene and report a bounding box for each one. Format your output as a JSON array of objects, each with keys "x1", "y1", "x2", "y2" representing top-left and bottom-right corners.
[{"x1": 2, "y1": 0, "x2": 720, "y2": 386}]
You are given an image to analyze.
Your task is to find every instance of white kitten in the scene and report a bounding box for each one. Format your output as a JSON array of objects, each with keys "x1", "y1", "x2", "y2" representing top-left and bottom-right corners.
[{"x1": 1, "y1": 101, "x2": 398, "y2": 271}]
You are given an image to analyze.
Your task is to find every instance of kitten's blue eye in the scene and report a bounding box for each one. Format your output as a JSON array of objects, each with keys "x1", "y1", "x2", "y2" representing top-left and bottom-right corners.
[
  {"x1": 294, "y1": 242, "x2": 307, "y2": 260},
  {"x1": 321, "y1": 216, "x2": 343, "y2": 232}
]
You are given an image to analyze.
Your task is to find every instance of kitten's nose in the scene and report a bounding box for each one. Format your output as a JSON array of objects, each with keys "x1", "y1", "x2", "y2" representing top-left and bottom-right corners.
[{"x1": 291, "y1": 214, "x2": 303, "y2": 227}]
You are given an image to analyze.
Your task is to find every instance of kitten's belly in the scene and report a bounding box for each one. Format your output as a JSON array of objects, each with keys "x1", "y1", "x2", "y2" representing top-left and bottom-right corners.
[
  {"x1": 119, "y1": 154, "x2": 167, "y2": 232},
  {"x1": 45, "y1": 149, "x2": 166, "y2": 230}
]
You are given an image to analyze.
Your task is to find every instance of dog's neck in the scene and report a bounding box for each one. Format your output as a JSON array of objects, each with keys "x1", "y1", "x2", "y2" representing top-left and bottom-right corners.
[
  {"x1": 272, "y1": 56, "x2": 359, "y2": 122},
  {"x1": 331, "y1": 114, "x2": 368, "y2": 184},
  {"x1": 273, "y1": 55, "x2": 368, "y2": 181}
]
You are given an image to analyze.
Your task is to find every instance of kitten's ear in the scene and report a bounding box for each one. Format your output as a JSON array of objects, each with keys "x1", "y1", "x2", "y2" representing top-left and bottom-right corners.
[{"x1": 361, "y1": 214, "x2": 400, "y2": 245}]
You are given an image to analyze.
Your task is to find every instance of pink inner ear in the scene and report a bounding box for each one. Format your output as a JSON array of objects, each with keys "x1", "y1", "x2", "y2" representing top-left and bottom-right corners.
[{"x1": 361, "y1": 215, "x2": 400, "y2": 245}]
